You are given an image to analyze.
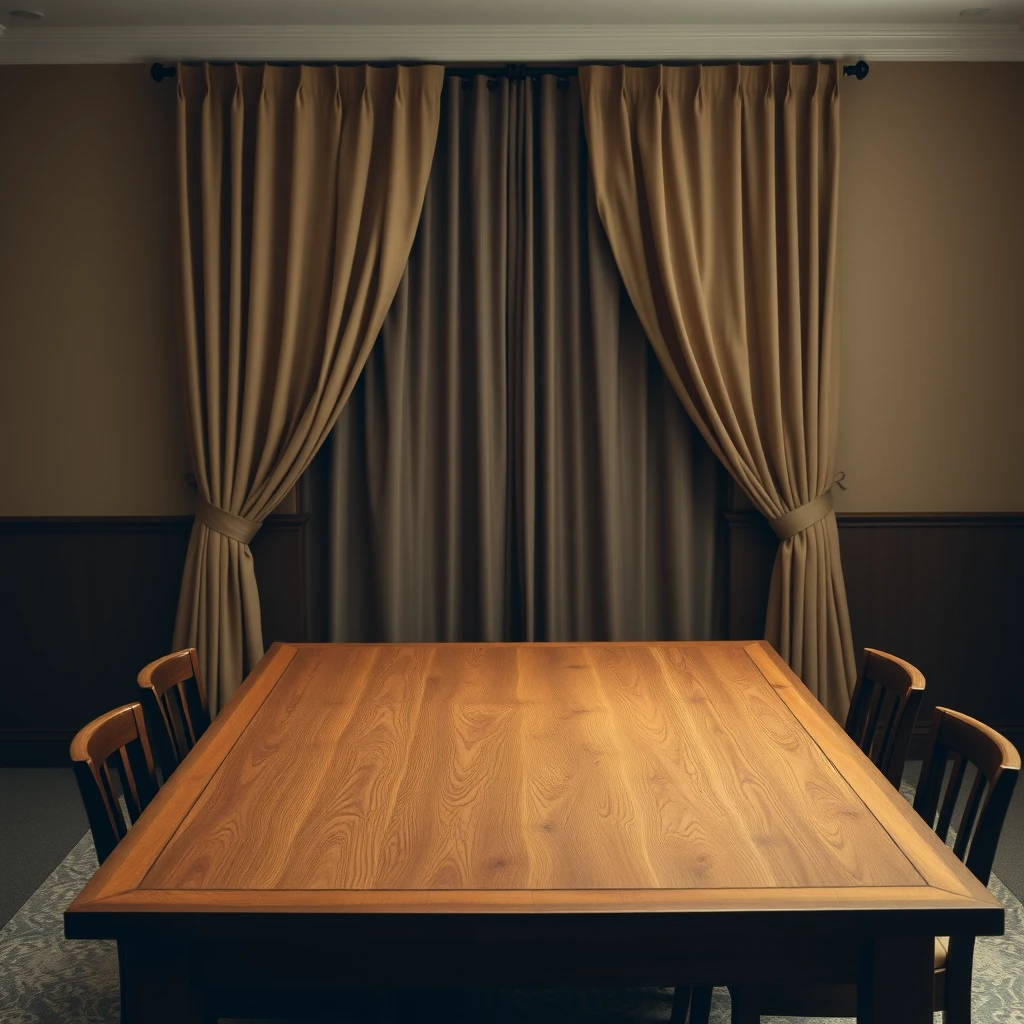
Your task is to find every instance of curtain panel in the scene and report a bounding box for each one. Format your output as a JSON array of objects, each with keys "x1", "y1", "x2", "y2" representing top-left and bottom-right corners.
[
  {"x1": 579, "y1": 63, "x2": 857, "y2": 718},
  {"x1": 173, "y1": 63, "x2": 444, "y2": 712},
  {"x1": 325, "y1": 75, "x2": 720, "y2": 644}
]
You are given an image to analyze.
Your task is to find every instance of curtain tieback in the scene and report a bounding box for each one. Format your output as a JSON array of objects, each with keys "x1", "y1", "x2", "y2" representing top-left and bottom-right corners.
[
  {"x1": 195, "y1": 496, "x2": 261, "y2": 545},
  {"x1": 768, "y1": 490, "x2": 835, "y2": 541}
]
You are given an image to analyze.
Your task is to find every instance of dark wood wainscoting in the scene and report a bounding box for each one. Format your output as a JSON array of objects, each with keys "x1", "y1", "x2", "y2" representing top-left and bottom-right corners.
[
  {"x1": 726, "y1": 511, "x2": 1024, "y2": 753},
  {"x1": 0, "y1": 516, "x2": 307, "y2": 766},
  {"x1": 4, "y1": 511, "x2": 1020, "y2": 765}
]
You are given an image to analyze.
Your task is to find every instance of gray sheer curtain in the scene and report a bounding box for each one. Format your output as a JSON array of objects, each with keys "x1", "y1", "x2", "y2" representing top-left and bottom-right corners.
[{"x1": 323, "y1": 75, "x2": 720, "y2": 644}]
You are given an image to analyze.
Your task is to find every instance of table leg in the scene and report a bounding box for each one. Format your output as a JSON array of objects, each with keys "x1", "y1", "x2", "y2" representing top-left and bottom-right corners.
[
  {"x1": 670, "y1": 984, "x2": 691, "y2": 1022},
  {"x1": 118, "y1": 938, "x2": 207, "y2": 1024},
  {"x1": 690, "y1": 983, "x2": 714, "y2": 1024},
  {"x1": 730, "y1": 984, "x2": 760, "y2": 1024},
  {"x1": 857, "y1": 935, "x2": 933, "y2": 1024}
]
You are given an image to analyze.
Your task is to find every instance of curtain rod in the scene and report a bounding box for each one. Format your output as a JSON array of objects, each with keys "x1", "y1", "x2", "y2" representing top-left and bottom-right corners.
[{"x1": 150, "y1": 59, "x2": 869, "y2": 84}]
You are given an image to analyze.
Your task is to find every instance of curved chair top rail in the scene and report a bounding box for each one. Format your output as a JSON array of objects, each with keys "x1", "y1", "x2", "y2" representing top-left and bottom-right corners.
[{"x1": 138, "y1": 648, "x2": 207, "y2": 707}]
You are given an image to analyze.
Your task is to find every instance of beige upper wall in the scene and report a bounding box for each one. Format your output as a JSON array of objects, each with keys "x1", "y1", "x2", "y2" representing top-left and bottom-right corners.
[
  {"x1": 835, "y1": 62, "x2": 1024, "y2": 512},
  {"x1": 0, "y1": 64, "x2": 192, "y2": 515},
  {"x1": 0, "y1": 61, "x2": 1021, "y2": 515}
]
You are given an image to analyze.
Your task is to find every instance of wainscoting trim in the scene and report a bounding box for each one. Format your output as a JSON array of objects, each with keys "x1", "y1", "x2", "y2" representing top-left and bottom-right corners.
[
  {"x1": 0, "y1": 515, "x2": 310, "y2": 531},
  {"x1": 0, "y1": 730, "x2": 79, "y2": 768},
  {"x1": 835, "y1": 512, "x2": 1024, "y2": 527},
  {"x1": 724, "y1": 511, "x2": 1024, "y2": 528}
]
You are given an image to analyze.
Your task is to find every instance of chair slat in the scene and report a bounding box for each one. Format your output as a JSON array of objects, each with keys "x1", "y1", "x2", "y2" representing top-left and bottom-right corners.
[
  {"x1": 98, "y1": 761, "x2": 128, "y2": 840},
  {"x1": 166, "y1": 685, "x2": 190, "y2": 763},
  {"x1": 864, "y1": 684, "x2": 888, "y2": 757},
  {"x1": 936, "y1": 754, "x2": 968, "y2": 842},
  {"x1": 874, "y1": 691, "x2": 901, "y2": 766},
  {"x1": 953, "y1": 770, "x2": 988, "y2": 862}
]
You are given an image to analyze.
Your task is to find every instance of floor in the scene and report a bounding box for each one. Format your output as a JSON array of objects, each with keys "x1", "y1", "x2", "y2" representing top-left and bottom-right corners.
[
  {"x1": 0, "y1": 767, "x2": 88, "y2": 928},
  {"x1": 2, "y1": 761, "x2": 1024, "y2": 930}
]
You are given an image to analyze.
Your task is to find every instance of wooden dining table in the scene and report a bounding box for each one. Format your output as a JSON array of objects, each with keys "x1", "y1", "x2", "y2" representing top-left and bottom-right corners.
[{"x1": 65, "y1": 641, "x2": 1003, "y2": 1023}]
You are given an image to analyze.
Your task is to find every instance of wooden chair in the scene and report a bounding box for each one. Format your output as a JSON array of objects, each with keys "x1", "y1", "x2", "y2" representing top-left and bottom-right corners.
[
  {"x1": 70, "y1": 703, "x2": 159, "y2": 865},
  {"x1": 137, "y1": 647, "x2": 210, "y2": 774},
  {"x1": 680, "y1": 707, "x2": 1020, "y2": 1024},
  {"x1": 844, "y1": 647, "x2": 926, "y2": 788}
]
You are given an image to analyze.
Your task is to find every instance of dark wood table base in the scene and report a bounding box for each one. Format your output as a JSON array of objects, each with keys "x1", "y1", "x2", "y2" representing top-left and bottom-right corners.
[{"x1": 117, "y1": 931, "x2": 938, "y2": 1024}]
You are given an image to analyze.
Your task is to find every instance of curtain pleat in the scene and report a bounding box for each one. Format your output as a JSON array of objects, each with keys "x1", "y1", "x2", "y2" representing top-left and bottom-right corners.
[
  {"x1": 173, "y1": 64, "x2": 444, "y2": 711},
  {"x1": 326, "y1": 75, "x2": 719, "y2": 644},
  {"x1": 579, "y1": 63, "x2": 856, "y2": 718}
]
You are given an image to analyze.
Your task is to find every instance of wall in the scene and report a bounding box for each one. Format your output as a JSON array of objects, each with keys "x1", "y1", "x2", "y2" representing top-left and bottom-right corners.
[
  {"x1": 836, "y1": 62, "x2": 1024, "y2": 512},
  {"x1": 0, "y1": 64, "x2": 191, "y2": 515},
  {"x1": 0, "y1": 61, "x2": 1021, "y2": 762},
  {"x1": 0, "y1": 63, "x2": 1021, "y2": 516}
]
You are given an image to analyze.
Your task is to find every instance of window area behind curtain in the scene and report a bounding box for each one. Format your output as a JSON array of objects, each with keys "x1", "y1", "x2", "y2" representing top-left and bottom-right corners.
[{"x1": 301, "y1": 74, "x2": 723, "y2": 644}]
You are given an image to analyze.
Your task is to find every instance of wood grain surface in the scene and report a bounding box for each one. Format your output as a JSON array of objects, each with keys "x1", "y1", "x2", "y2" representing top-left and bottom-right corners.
[{"x1": 141, "y1": 642, "x2": 919, "y2": 893}]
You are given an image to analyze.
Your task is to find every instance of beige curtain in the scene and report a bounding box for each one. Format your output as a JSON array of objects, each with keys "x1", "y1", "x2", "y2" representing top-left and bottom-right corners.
[
  {"x1": 173, "y1": 63, "x2": 444, "y2": 712},
  {"x1": 326, "y1": 74, "x2": 719, "y2": 644},
  {"x1": 579, "y1": 63, "x2": 856, "y2": 718}
]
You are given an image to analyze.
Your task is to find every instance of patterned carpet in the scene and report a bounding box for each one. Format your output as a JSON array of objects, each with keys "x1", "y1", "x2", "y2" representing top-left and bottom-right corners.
[{"x1": 2, "y1": 825, "x2": 1023, "y2": 1022}]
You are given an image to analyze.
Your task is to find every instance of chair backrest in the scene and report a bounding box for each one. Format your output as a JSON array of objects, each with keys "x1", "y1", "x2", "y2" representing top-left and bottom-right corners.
[
  {"x1": 845, "y1": 647, "x2": 926, "y2": 788},
  {"x1": 137, "y1": 648, "x2": 210, "y2": 771},
  {"x1": 913, "y1": 706, "x2": 1021, "y2": 886},
  {"x1": 70, "y1": 703, "x2": 159, "y2": 864}
]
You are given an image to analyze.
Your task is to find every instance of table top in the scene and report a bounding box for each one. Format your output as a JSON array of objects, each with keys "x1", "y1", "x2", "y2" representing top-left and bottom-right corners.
[{"x1": 66, "y1": 641, "x2": 1001, "y2": 937}]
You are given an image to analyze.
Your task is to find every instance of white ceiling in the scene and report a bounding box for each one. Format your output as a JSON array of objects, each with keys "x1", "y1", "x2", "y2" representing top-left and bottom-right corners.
[
  {"x1": 1, "y1": 0, "x2": 1022, "y2": 62},
  {"x1": 6, "y1": 0, "x2": 1024, "y2": 27}
]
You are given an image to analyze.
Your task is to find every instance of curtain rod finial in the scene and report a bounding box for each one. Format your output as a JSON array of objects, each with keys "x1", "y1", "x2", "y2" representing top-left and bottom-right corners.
[
  {"x1": 151, "y1": 62, "x2": 176, "y2": 84},
  {"x1": 842, "y1": 60, "x2": 870, "y2": 81}
]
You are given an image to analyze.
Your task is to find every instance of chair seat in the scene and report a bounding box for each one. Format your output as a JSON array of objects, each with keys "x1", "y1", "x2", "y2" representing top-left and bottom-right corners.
[{"x1": 934, "y1": 935, "x2": 948, "y2": 968}]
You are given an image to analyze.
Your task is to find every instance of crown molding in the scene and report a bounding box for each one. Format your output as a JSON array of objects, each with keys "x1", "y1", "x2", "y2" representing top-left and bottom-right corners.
[{"x1": 0, "y1": 22, "x2": 1022, "y2": 64}]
